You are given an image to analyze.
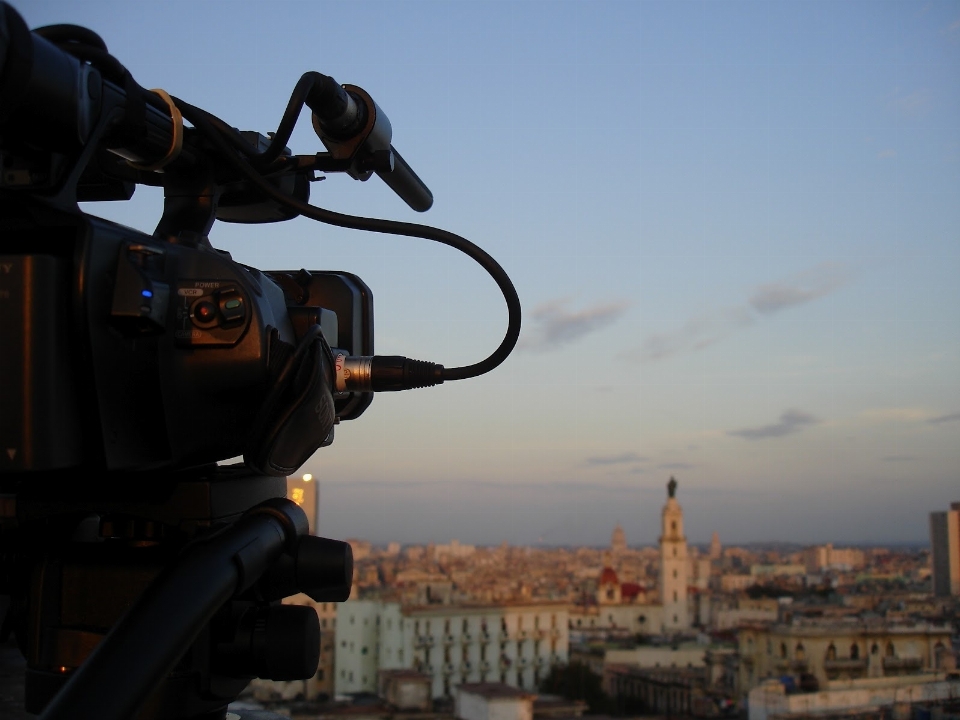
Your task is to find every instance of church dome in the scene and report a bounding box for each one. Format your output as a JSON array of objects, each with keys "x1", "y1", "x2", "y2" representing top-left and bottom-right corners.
[{"x1": 599, "y1": 566, "x2": 619, "y2": 585}]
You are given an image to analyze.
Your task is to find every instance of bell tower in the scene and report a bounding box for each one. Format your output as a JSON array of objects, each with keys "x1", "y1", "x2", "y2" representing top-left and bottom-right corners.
[{"x1": 659, "y1": 477, "x2": 689, "y2": 632}]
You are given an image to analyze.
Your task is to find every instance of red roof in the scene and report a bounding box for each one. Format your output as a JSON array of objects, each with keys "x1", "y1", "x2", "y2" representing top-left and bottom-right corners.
[{"x1": 599, "y1": 566, "x2": 619, "y2": 585}]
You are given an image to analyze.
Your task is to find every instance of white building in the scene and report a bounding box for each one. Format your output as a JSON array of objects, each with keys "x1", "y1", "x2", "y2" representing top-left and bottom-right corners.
[
  {"x1": 335, "y1": 601, "x2": 570, "y2": 699},
  {"x1": 455, "y1": 683, "x2": 535, "y2": 720}
]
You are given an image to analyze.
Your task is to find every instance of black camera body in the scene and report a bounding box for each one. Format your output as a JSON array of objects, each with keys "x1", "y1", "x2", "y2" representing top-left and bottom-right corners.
[{"x1": 1, "y1": 195, "x2": 373, "y2": 480}]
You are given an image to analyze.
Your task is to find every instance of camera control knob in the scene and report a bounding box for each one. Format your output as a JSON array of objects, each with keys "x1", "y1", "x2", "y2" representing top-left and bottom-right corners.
[
  {"x1": 193, "y1": 300, "x2": 217, "y2": 324},
  {"x1": 217, "y1": 288, "x2": 246, "y2": 325}
]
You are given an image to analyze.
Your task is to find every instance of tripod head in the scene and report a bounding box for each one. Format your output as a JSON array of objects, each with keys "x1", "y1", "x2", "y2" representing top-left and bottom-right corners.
[{"x1": 0, "y1": 3, "x2": 521, "y2": 718}]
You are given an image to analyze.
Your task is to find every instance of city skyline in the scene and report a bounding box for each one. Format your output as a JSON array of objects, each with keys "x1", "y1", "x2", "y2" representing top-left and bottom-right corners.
[
  {"x1": 21, "y1": 1, "x2": 960, "y2": 546},
  {"x1": 315, "y1": 478, "x2": 948, "y2": 548}
]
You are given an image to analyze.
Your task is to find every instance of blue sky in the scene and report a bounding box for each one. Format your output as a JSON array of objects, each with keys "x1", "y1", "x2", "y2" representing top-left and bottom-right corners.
[{"x1": 21, "y1": 1, "x2": 960, "y2": 546}]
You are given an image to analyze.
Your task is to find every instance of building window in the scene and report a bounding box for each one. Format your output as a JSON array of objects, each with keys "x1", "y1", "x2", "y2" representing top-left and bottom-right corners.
[
  {"x1": 671, "y1": 521, "x2": 676, "y2": 531},
  {"x1": 885, "y1": 642, "x2": 895, "y2": 658},
  {"x1": 826, "y1": 643, "x2": 836, "y2": 661},
  {"x1": 851, "y1": 643, "x2": 860, "y2": 660},
  {"x1": 673, "y1": 591, "x2": 678, "y2": 602},
  {"x1": 673, "y1": 569, "x2": 677, "y2": 578}
]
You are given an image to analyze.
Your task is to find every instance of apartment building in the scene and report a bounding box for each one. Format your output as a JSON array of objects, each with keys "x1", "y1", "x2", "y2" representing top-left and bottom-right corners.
[{"x1": 335, "y1": 601, "x2": 569, "y2": 699}]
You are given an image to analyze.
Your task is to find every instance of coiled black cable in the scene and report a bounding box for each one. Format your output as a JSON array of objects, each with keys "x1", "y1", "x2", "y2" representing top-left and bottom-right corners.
[{"x1": 176, "y1": 99, "x2": 521, "y2": 382}]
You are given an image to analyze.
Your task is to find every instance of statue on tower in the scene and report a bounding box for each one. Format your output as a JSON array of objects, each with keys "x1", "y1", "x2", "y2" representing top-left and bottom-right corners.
[{"x1": 667, "y1": 476, "x2": 678, "y2": 498}]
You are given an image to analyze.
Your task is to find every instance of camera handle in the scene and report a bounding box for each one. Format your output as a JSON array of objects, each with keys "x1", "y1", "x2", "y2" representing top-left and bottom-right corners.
[{"x1": 37, "y1": 497, "x2": 341, "y2": 720}]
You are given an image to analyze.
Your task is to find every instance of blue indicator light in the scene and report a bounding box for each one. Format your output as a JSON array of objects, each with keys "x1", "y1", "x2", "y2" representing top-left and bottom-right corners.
[{"x1": 141, "y1": 289, "x2": 153, "y2": 298}]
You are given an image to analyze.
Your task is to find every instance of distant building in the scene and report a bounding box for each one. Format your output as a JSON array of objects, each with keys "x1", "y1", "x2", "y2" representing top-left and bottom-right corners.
[
  {"x1": 286, "y1": 474, "x2": 318, "y2": 532},
  {"x1": 597, "y1": 566, "x2": 622, "y2": 605},
  {"x1": 455, "y1": 683, "x2": 535, "y2": 720},
  {"x1": 801, "y1": 543, "x2": 865, "y2": 573},
  {"x1": 378, "y1": 669, "x2": 432, "y2": 711},
  {"x1": 736, "y1": 620, "x2": 954, "y2": 699},
  {"x1": 930, "y1": 501, "x2": 960, "y2": 597},
  {"x1": 660, "y1": 477, "x2": 690, "y2": 632},
  {"x1": 611, "y1": 523, "x2": 627, "y2": 555},
  {"x1": 748, "y1": 674, "x2": 960, "y2": 720},
  {"x1": 435, "y1": 539, "x2": 476, "y2": 560},
  {"x1": 570, "y1": 479, "x2": 693, "y2": 636},
  {"x1": 334, "y1": 600, "x2": 570, "y2": 699},
  {"x1": 709, "y1": 531, "x2": 722, "y2": 561}
]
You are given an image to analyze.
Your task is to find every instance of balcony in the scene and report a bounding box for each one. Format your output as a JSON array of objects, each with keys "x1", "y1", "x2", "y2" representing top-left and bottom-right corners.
[
  {"x1": 461, "y1": 633, "x2": 473, "y2": 645},
  {"x1": 550, "y1": 627, "x2": 561, "y2": 639},
  {"x1": 461, "y1": 661, "x2": 473, "y2": 674},
  {"x1": 534, "y1": 655, "x2": 548, "y2": 667},
  {"x1": 517, "y1": 629, "x2": 529, "y2": 641},
  {"x1": 531, "y1": 629, "x2": 546, "y2": 641},
  {"x1": 442, "y1": 662, "x2": 456, "y2": 675},
  {"x1": 883, "y1": 657, "x2": 923, "y2": 672},
  {"x1": 774, "y1": 659, "x2": 808, "y2": 672},
  {"x1": 443, "y1": 633, "x2": 456, "y2": 646},
  {"x1": 517, "y1": 657, "x2": 530, "y2": 669},
  {"x1": 499, "y1": 631, "x2": 510, "y2": 643},
  {"x1": 499, "y1": 657, "x2": 511, "y2": 670},
  {"x1": 480, "y1": 630, "x2": 492, "y2": 643},
  {"x1": 823, "y1": 658, "x2": 868, "y2": 672},
  {"x1": 479, "y1": 660, "x2": 491, "y2": 673},
  {"x1": 415, "y1": 635, "x2": 434, "y2": 648}
]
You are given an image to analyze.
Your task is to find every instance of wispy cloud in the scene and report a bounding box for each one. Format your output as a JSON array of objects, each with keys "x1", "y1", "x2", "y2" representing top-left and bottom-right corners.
[
  {"x1": 728, "y1": 409, "x2": 819, "y2": 440},
  {"x1": 633, "y1": 263, "x2": 850, "y2": 363},
  {"x1": 928, "y1": 412, "x2": 960, "y2": 425},
  {"x1": 888, "y1": 87, "x2": 932, "y2": 118},
  {"x1": 633, "y1": 307, "x2": 753, "y2": 362},
  {"x1": 877, "y1": 149, "x2": 897, "y2": 159},
  {"x1": 860, "y1": 407, "x2": 932, "y2": 423},
  {"x1": 748, "y1": 263, "x2": 849, "y2": 315},
  {"x1": 585, "y1": 452, "x2": 648, "y2": 467},
  {"x1": 945, "y1": 18, "x2": 960, "y2": 43},
  {"x1": 519, "y1": 297, "x2": 628, "y2": 352}
]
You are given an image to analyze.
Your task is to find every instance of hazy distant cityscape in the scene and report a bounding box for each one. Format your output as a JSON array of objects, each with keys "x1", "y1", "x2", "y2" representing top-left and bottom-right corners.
[{"x1": 236, "y1": 476, "x2": 960, "y2": 719}]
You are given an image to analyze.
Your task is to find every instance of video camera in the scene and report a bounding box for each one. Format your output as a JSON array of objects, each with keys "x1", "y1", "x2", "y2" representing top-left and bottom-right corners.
[{"x1": 0, "y1": 3, "x2": 520, "y2": 718}]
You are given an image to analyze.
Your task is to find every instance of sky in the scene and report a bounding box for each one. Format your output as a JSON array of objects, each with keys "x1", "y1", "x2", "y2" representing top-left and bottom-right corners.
[{"x1": 19, "y1": 0, "x2": 960, "y2": 547}]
